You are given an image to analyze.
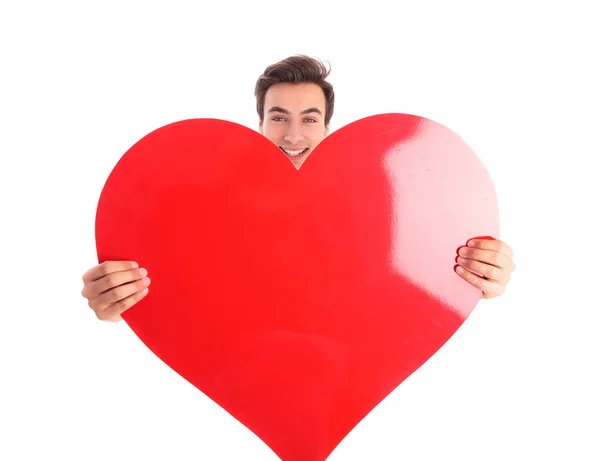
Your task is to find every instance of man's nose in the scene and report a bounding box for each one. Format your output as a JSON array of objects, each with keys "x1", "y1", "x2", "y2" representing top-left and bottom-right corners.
[{"x1": 284, "y1": 126, "x2": 304, "y2": 144}]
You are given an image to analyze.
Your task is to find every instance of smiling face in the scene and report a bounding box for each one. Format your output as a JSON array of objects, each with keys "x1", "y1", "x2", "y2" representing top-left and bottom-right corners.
[{"x1": 259, "y1": 82, "x2": 329, "y2": 168}]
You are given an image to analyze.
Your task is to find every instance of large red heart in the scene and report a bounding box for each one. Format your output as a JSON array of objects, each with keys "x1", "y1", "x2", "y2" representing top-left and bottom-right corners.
[{"x1": 95, "y1": 113, "x2": 499, "y2": 461}]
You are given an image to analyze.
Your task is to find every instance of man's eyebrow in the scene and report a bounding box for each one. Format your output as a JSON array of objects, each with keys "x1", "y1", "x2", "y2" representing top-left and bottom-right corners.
[
  {"x1": 300, "y1": 107, "x2": 322, "y2": 115},
  {"x1": 267, "y1": 106, "x2": 323, "y2": 116},
  {"x1": 268, "y1": 106, "x2": 290, "y2": 115}
]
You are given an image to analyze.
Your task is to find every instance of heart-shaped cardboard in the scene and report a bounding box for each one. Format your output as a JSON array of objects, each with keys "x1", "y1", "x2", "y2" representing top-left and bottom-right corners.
[{"x1": 95, "y1": 113, "x2": 499, "y2": 461}]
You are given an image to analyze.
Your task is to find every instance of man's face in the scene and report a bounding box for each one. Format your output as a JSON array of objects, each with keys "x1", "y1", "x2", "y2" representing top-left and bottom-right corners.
[{"x1": 259, "y1": 82, "x2": 329, "y2": 168}]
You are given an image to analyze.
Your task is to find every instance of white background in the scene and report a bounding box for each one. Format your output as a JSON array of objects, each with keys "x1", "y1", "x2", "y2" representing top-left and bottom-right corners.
[{"x1": 1, "y1": 1, "x2": 599, "y2": 460}]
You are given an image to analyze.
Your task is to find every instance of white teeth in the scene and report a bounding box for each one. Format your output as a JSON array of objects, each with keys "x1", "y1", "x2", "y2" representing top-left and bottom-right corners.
[{"x1": 281, "y1": 147, "x2": 308, "y2": 157}]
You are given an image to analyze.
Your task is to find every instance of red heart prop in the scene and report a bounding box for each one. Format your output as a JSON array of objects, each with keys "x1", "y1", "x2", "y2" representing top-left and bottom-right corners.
[{"x1": 95, "y1": 113, "x2": 499, "y2": 461}]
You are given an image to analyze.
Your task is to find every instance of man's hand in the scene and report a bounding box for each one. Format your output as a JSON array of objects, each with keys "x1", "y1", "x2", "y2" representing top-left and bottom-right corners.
[
  {"x1": 81, "y1": 261, "x2": 151, "y2": 321},
  {"x1": 455, "y1": 237, "x2": 515, "y2": 299}
]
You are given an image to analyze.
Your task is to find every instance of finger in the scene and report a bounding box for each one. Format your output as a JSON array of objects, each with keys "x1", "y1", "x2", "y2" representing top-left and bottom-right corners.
[
  {"x1": 82, "y1": 260, "x2": 139, "y2": 283},
  {"x1": 96, "y1": 287, "x2": 150, "y2": 322},
  {"x1": 457, "y1": 256, "x2": 510, "y2": 284},
  {"x1": 455, "y1": 265, "x2": 504, "y2": 298},
  {"x1": 458, "y1": 246, "x2": 513, "y2": 270},
  {"x1": 467, "y1": 238, "x2": 513, "y2": 259},
  {"x1": 89, "y1": 277, "x2": 151, "y2": 312},
  {"x1": 82, "y1": 267, "x2": 148, "y2": 299}
]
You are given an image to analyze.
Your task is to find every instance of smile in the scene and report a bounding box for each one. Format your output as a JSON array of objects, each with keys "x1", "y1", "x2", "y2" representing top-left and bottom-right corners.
[{"x1": 279, "y1": 147, "x2": 309, "y2": 157}]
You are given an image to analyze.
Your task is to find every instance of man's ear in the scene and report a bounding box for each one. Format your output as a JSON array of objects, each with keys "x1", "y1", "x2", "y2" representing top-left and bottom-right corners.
[{"x1": 325, "y1": 124, "x2": 330, "y2": 136}]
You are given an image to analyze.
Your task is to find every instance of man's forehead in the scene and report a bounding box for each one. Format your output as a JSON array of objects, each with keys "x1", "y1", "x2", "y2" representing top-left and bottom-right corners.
[{"x1": 264, "y1": 83, "x2": 326, "y2": 114}]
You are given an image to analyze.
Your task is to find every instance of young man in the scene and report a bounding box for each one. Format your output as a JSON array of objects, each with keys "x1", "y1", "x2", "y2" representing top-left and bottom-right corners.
[{"x1": 81, "y1": 55, "x2": 516, "y2": 322}]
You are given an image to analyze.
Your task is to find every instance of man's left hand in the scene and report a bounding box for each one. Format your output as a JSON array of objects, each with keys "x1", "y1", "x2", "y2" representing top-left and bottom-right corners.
[{"x1": 455, "y1": 238, "x2": 516, "y2": 299}]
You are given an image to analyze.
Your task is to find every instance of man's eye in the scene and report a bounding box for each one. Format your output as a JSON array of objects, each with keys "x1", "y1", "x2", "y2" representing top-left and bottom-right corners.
[
  {"x1": 273, "y1": 117, "x2": 285, "y2": 122},
  {"x1": 304, "y1": 119, "x2": 316, "y2": 123}
]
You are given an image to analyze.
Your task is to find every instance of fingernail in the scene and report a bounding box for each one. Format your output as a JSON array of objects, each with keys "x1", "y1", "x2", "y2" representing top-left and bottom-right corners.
[
  {"x1": 141, "y1": 288, "x2": 149, "y2": 296},
  {"x1": 456, "y1": 266, "x2": 464, "y2": 273},
  {"x1": 140, "y1": 268, "x2": 148, "y2": 277},
  {"x1": 467, "y1": 240, "x2": 476, "y2": 247},
  {"x1": 132, "y1": 262, "x2": 139, "y2": 268},
  {"x1": 458, "y1": 257, "x2": 467, "y2": 264},
  {"x1": 143, "y1": 277, "x2": 151, "y2": 286}
]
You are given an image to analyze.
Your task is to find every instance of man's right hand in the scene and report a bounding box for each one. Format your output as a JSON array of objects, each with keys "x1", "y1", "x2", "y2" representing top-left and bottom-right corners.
[{"x1": 81, "y1": 261, "x2": 151, "y2": 322}]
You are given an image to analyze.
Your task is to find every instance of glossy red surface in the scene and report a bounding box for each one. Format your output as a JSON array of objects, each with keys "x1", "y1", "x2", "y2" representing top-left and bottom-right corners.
[{"x1": 95, "y1": 113, "x2": 499, "y2": 461}]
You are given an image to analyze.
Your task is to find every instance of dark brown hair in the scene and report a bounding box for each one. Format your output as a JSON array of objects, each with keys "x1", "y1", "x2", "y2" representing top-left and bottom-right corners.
[{"x1": 254, "y1": 55, "x2": 335, "y2": 126}]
